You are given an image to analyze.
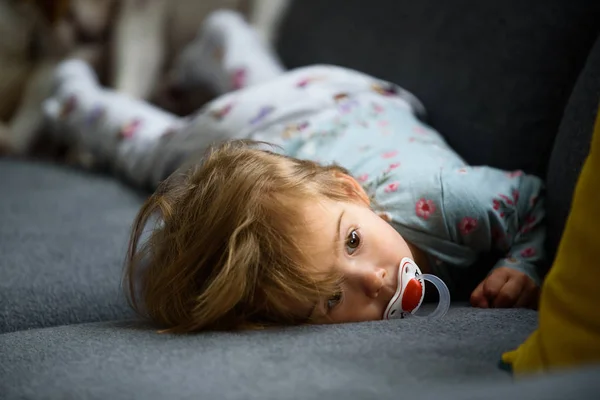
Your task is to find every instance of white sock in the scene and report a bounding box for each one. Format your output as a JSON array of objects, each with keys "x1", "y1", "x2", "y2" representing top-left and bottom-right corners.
[
  {"x1": 43, "y1": 59, "x2": 183, "y2": 186},
  {"x1": 170, "y1": 9, "x2": 285, "y2": 95}
]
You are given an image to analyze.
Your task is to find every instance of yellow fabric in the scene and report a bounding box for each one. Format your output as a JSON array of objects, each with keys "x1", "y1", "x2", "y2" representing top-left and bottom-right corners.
[{"x1": 502, "y1": 106, "x2": 600, "y2": 375}]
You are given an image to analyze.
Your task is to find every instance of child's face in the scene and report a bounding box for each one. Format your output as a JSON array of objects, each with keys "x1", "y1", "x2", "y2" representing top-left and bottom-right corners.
[{"x1": 302, "y1": 198, "x2": 416, "y2": 324}]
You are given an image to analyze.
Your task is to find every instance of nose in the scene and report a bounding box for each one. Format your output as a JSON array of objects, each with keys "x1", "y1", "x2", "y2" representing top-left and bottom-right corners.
[{"x1": 350, "y1": 267, "x2": 386, "y2": 298}]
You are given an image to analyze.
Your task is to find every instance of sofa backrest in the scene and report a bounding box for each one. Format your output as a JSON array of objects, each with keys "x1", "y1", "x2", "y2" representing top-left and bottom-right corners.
[{"x1": 545, "y1": 35, "x2": 600, "y2": 265}]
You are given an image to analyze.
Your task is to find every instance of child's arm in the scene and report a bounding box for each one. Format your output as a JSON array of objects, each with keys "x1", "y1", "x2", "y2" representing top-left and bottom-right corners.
[{"x1": 440, "y1": 166, "x2": 546, "y2": 308}]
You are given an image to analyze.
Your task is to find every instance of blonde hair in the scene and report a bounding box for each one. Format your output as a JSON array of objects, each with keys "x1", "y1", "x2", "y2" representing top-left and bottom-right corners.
[{"x1": 124, "y1": 140, "x2": 364, "y2": 333}]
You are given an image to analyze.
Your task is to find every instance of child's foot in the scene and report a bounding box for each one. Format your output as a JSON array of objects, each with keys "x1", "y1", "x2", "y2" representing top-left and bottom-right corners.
[
  {"x1": 43, "y1": 58, "x2": 183, "y2": 177},
  {"x1": 43, "y1": 59, "x2": 100, "y2": 143},
  {"x1": 169, "y1": 10, "x2": 284, "y2": 95},
  {"x1": 41, "y1": 59, "x2": 105, "y2": 166},
  {"x1": 52, "y1": 58, "x2": 100, "y2": 92}
]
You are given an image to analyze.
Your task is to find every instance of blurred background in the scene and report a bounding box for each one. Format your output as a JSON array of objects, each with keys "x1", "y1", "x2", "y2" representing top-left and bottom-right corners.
[{"x1": 0, "y1": 0, "x2": 290, "y2": 157}]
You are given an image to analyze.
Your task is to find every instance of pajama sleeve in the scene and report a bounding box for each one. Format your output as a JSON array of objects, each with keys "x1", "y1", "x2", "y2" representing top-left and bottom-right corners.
[{"x1": 439, "y1": 167, "x2": 546, "y2": 285}]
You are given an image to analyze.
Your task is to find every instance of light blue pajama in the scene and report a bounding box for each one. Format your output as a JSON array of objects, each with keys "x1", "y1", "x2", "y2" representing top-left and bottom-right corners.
[
  {"x1": 219, "y1": 65, "x2": 546, "y2": 291},
  {"x1": 45, "y1": 63, "x2": 546, "y2": 294}
]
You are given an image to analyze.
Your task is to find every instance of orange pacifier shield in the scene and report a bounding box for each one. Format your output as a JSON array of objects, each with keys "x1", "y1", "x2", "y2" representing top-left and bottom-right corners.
[{"x1": 402, "y1": 278, "x2": 424, "y2": 313}]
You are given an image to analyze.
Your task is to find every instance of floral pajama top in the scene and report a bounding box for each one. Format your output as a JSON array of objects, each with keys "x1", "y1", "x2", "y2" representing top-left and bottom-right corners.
[{"x1": 49, "y1": 64, "x2": 546, "y2": 294}]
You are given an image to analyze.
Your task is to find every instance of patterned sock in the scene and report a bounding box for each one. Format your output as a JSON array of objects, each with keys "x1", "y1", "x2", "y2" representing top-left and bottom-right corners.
[{"x1": 170, "y1": 9, "x2": 284, "y2": 95}]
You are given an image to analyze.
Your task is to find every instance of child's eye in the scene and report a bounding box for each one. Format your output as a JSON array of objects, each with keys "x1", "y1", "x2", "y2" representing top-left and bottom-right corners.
[
  {"x1": 345, "y1": 229, "x2": 361, "y2": 255},
  {"x1": 327, "y1": 291, "x2": 343, "y2": 311}
]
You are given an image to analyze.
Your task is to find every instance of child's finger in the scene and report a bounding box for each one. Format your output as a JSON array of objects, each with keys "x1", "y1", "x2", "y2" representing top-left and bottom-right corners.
[
  {"x1": 483, "y1": 269, "x2": 509, "y2": 300},
  {"x1": 470, "y1": 281, "x2": 489, "y2": 308},
  {"x1": 493, "y1": 278, "x2": 524, "y2": 308},
  {"x1": 515, "y1": 281, "x2": 540, "y2": 309}
]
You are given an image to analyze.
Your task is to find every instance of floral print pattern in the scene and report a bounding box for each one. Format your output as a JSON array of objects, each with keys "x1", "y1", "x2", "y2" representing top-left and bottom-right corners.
[
  {"x1": 119, "y1": 118, "x2": 142, "y2": 139},
  {"x1": 385, "y1": 162, "x2": 401, "y2": 173},
  {"x1": 385, "y1": 182, "x2": 399, "y2": 193},
  {"x1": 519, "y1": 215, "x2": 537, "y2": 234},
  {"x1": 249, "y1": 106, "x2": 275, "y2": 125},
  {"x1": 520, "y1": 247, "x2": 536, "y2": 258},
  {"x1": 416, "y1": 199, "x2": 436, "y2": 220},
  {"x1": 357, "y1": 173, "x2": 369, "y2": 183},
  {"x1": 498, "y1": 194, "x2": 514, "y2": 206},
  {"x1": 210, "y1": 103, "x2": 234, "y2": 121},
  {"x1": 85, "y1": 104, "x2": 105, "y2": 126},
  {"x1": 371, "y1": 82, "x2": 398, "y2": 96},
  {"x1": 296, "y1": 76, "x2": 325, "y2": 88},
  {"x1": 185, "y1": 68, "x2": 545, "y2": 289},
  {"x1": 231, "y1": 67, "x2": 247, "y2": 89},
  {"x1": 60, "y1": 95, "x2": 77, "y2": 119},
  {"x1": 45, "y1": 62, "x2": 546, "y2": 292},
  {"x1": 512, "y1": 189, "x2": 520, "y2": 203},
  {"x1": 458, "y1": 217, "x2": 478, "y2": 235},
  {"x1": 381, "y1": 150, "x2": 398, "y2": 159}
]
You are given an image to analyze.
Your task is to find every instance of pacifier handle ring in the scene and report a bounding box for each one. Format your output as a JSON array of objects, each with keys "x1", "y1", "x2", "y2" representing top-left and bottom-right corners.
[{"x1": 415, "y1": 273, "x2": 451, "y2": 319}]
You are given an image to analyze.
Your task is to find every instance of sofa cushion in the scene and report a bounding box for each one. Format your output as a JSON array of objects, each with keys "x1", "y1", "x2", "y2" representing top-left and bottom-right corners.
[
  {"x1": 2, "y1": 306, "x2": 599, "y2": 400},
  {"x1": 0, "y1": 306, "x2": 544, "y2": 399},
  {"x1": 0, "y1": 159, "x2": 142, "y2": 333},
  {"x1": 276, "y1": 0, "x2": 600, "y2": 178}
]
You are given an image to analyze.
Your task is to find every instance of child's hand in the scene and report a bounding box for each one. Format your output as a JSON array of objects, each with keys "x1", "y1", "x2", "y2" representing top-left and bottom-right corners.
[{"x1": 470, "y1": 267, "x2": 539, "y2": 309}]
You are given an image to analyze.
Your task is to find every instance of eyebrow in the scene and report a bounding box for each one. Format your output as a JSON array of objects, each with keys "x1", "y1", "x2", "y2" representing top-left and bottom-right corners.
[
  {"x1": 306, "y1": 210, "x2": 345, "y2": 321},
  {"x1": 335, "y1": 210, "x2": 345, "y2": 253}
]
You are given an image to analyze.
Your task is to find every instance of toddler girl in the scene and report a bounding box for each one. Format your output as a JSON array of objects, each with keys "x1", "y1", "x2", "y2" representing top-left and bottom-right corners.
[{"x1": 42, "y1": 10, "x2": 545, "y2": 332}]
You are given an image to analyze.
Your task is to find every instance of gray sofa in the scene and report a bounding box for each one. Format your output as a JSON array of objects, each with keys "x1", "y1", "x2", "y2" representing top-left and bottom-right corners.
[{"x1": 2, "y1": 1, "x2": 600, "y2": 399}]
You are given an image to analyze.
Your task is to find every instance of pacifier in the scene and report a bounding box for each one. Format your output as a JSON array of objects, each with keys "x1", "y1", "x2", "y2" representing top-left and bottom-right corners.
[{"x1": 383, "y1": 257, "x2": 450, "y2": 320}]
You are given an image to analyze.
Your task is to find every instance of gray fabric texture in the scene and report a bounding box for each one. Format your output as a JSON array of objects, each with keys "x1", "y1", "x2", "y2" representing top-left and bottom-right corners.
[
  {"x1": 3, "y1": 2, "x2": 600, "y2": 398},
  {"x1": 0, "y1": 306, "x2": 541, "y2": 399},
  {"x1": 276, "y1": 0, "x2": 600, "y2": 178},
  {"x1": 2, "y1": 306, "x2": 599, "y2": 400},
  {"x1": 0, "y1": 159, "x2": 141, "y2": 333},
  {"x1": 544, "y1": 34, "x2": 600, "y2": 266}
]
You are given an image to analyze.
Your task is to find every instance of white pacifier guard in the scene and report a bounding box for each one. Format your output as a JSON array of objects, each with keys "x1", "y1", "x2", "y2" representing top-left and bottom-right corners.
[{"x1": 383, "y1": 257, "x2": 451, "y2": 320}]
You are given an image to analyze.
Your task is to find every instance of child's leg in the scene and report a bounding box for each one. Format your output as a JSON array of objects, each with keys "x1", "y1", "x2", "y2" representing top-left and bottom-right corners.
[
  {"x1": 43, "y1": 60, "x2": 186, "y2": 187},
  {"x1": 43, "y1": 57, "x2": 277, "y2": 188},
  {"x1": 8, "y1": 44, "x2": 104, "y2": 156},
  {"x1": 169, "y1": 9, "x2": 285, "y2": 96}
]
